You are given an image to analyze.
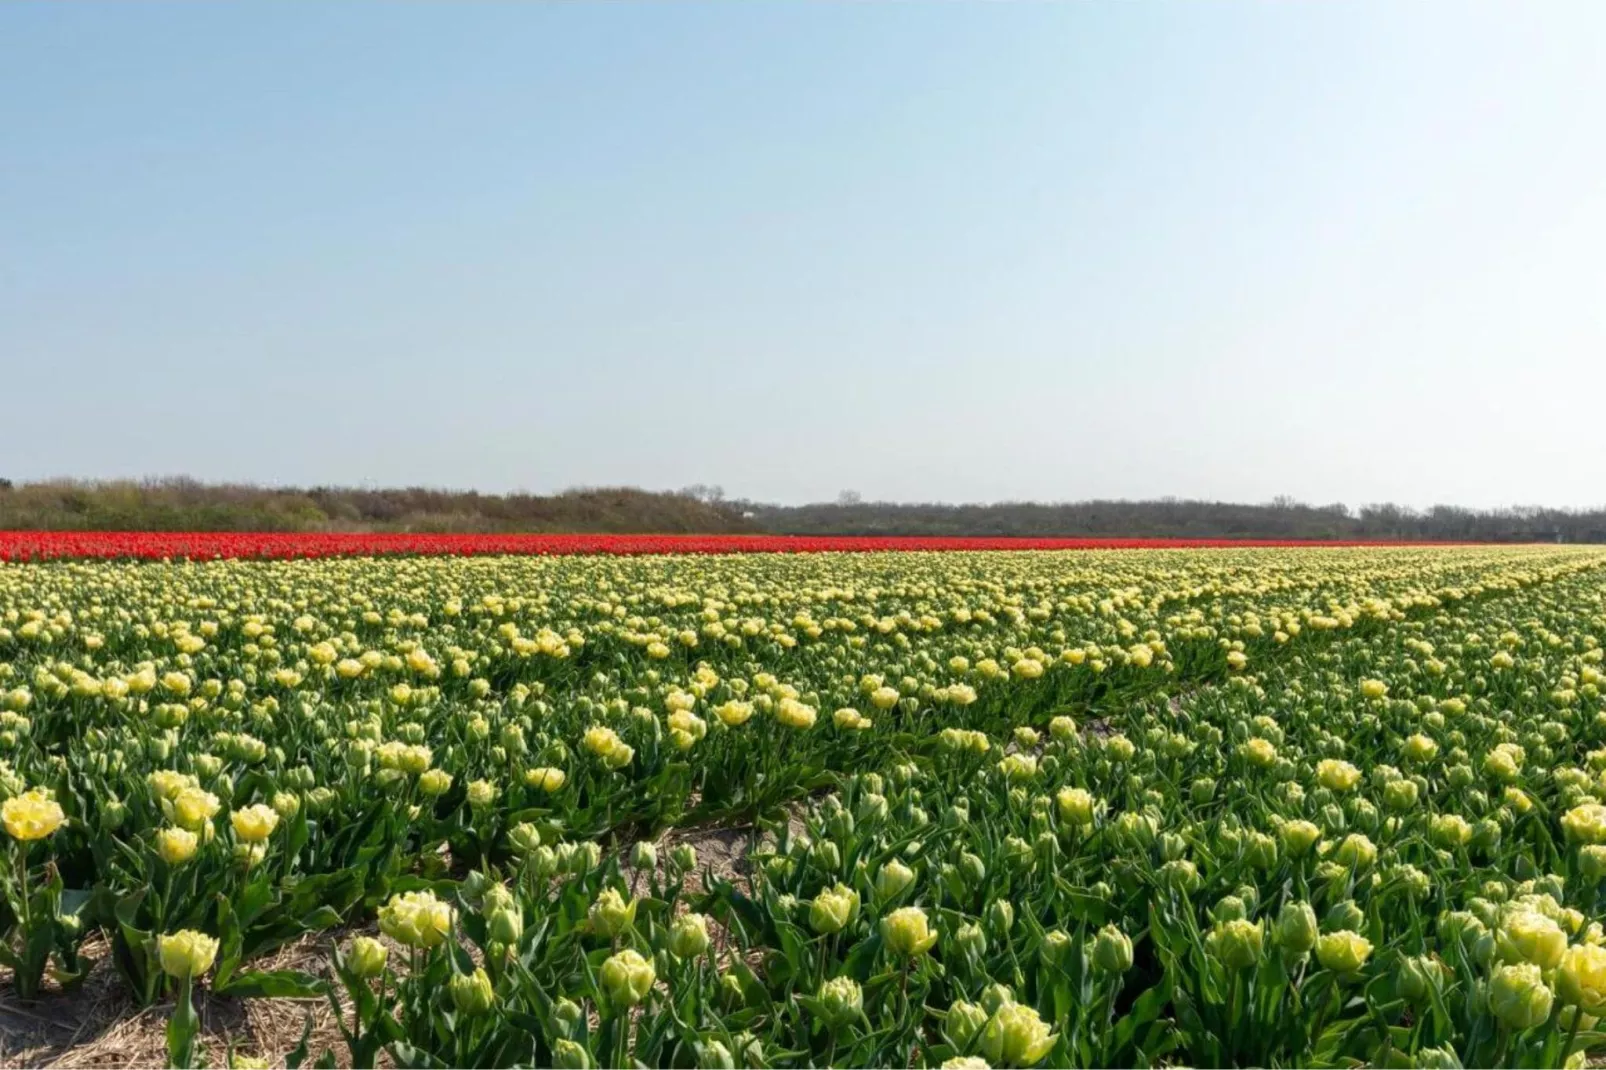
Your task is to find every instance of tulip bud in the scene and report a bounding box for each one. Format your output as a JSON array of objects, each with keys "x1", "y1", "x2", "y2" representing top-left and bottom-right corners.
[
  {"x1": 156, "y1": 826, "x2": 199, "y2": 866},
  {"x1": 157, "y1": 929, "x2": 220, "y2": 980},
  {"x1": 1496, "y1": 910, "x2": 1566, "y2": 969},
  {"x1": 1212, "y1": 895, "x2": 1247, "y2": 924},
  {"x1": 1279, "y1": 819, "x2": 1321, "y2": 857},
  {"x1": 881, "y1": 906, "x2": 938, "y2": 958},
  {"x1": 719, "y1": 971, "x2": 748, "y2": 1008},
  {"x1": 1159, "y1": 858, "x2": 1200, "y2": 893},
  {"x1": 1056, "y1": 787, "x2": 1096, "y2": 828},
  {"x1": 1315, "y1": 930, "x2": 1373, "y2": 976},
  {"x1": 1041, "y1": 928, "x2": 1073, "y2": 968},
  {"x1": 954, "y1": 922, "x2": 987, "y2": 959},
  {"x1": 1414, "y1": 1046, "x2": 1461, "y2": 1070},
  {"x1": 980, "y1": 982, "x2": 1015, "y2": 1015},
  {"x1": 1398, "y1": 954, "x2": 1445, "y2": 1005},
  {"x1": 100, "y1": 798, "x2": 128, "y2": 832},
  {"x1": 1324, "y1": 899, "x2": 1365, "y2": 934},
  {"x1": 695, "y1": 1040, "x2": 734, "y2": 1070},
  {"x1": 347, "y1": 935, "x2": 388, "y2": 980},
  {"x1": 809, "y1": 883, "x2": 860, "y2": 935},
  {"x1": 876, "y1": 859, "x2": 916, "y2": 903},
  {"x1": 631, "y1": 842, "x2": 658, "y2": 872},
  {"x1": 1274, "y1": 901, "x2": 1318, "y2": 954},
  {"x1": 488, "y1": 898, "x2": 524, "y2": 945},
  {"x1": 588, "y1": 889, "x2": 637, "y2": 939},
  {"x1": 450, "y1": 967, "x2": 496, "y2": 1016},
  {"x1": 1092, "y1": 924, "x2": 1133, "y2": 973},
  {"x1": 812, "y1": 840, "x2": 842, "y2": 874},
  {"x1": 946, "y1": 1000, "x2": 989, "y2": 1049},
  {"x1": 979, "y1": 1001, "x2": 1057, "y2": 1068},
  {"x1": 668, "y1": 913, "x2": 711, "y2": 959},
  {"x1": 987, "y1": 898, "x2": 1015, "y2": 937},
  {"x1": 1210, "y1": 918, "x2": 1264, "y2": 970},
  {"x1": 552, "y1": 1039, "x2": 591, "y2": 1070},
  {"x1": 1487, "y1": 961, "x2": 1554, "y2": 1030},
  {"x1": 816, "y1": 976, "x2": 863, "y2": 1028},
  {"x1": 599, "y1": 948, "x2": 656, "y2": 1010},
  {"x1": 1383, "y1": 779, "x2": 1419, "y2": 813}
]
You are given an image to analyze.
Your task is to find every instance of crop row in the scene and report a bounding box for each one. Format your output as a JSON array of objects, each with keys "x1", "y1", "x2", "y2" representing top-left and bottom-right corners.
[{"x1": 0, "y1": 531, "x2": 1457, "y2": 562}]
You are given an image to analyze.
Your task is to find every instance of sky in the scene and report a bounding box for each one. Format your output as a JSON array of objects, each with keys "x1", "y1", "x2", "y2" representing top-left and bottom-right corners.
[{"x1": 3, "y1": 3, "x2": 1605, "y2": 509}]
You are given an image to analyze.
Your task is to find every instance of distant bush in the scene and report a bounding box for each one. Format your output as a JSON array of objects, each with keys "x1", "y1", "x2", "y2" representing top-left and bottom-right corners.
[
  {"x1": 0, "y1": 479, "x2": 755, "y2": 535},
  {"x1": 738, "y1": 498, "x2": 1606, "y2": 543},
  {"x1": 2, "y1": 480, "x2": 1600, "y2": 541}
]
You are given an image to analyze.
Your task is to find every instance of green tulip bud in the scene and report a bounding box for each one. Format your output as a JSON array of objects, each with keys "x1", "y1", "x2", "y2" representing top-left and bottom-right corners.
[
  {"x1": 987, "y1": 898, "x2": 1015, "y2": 937},
  {"x1": 1487, "y1": 961, "x2": 1553, "y2": 1030},
  {"x1": 816, "y1": 975, "x2": 863, "y2": 1028},
  {"x1": 876, "y1": 859, "x2": 916, "y2": 903},
  {"x1": 599, "y1": 948, "x2": 655, "y2": 1010},
  {"x1": 100, "y1": 798, "x2": 128, "y2": 832},
  {"x1": 812, "y1": 840, "x2": 842, "y2": 874},
  {"x1": 1398, "y1": 954, "x2": 1445, "y2": 1005},
  {"x1": 552, "y1": 1038, "x2": 591, "y2": 1070},
  {"x1": 668, "y1": 913, "x2": 711, "y2": 959},
  {"x1": 954, "y1": 922, "x2": 987, "y2": 959},
  {"x1": 508, "y1": 822, "x2": 543, "y2": 856},
  {"x1": 1324, "y1": 899, "x2": 1365, "y2": 933},
  {"x1": 588, "y1": 889, "x2": 637, "y2": 939},
  {"x1": 488, "y1": 900, "x2": 524, "y2": 946},
  {"x1": 1212, "y1": 895, "x2": 1248, "y2": 923},
  {"x1": 1279, "y1": 819, "x2": 1320, "y2": 857},
  {"x1": 1383, "y1": 778, "x2": 1419, "y2": 813},
  {"x1": 980, "y1": 982, "x2": 1015, "y2": 1015},
  {"x1": 809, "y1": 883, "x2": 860, "y2": 935},
  {"x1": 881, "y1": 906, "x2": 939, "y2": 958},
  {"x1": 1275, "y1": 901, "x2": 1318, "y2": 954},
  {"x1": 631, "y1": 841, "x2": 658, "y2": 872},
  {"x1": 553, "y1": 996, "x2": 585, "y2": 1031},
  {"x1": 1210, "y1": 918, "x2": 1264, "y2": 970},
  {"x1": 1159, "y1": 858, "x2": 1200, "y2": 893},
  {"x1": 1414, "y1": 1045, "x2": 1462, "y2": 1070},
  {"x1": 1315, "y1": 930, "x2": 1374, "y2": 976},
  {"x1": 946, "y1": 1000, "x2": 989, "y2": 1049},
  {"x1": 158, "y1": 929, "x2": 219, "y2": 980},
  {"x1": 979, "y1": 1001, "x2": 1058, "y2": 1068},
  {"x1": 450, "y1": 967, "x2": 496, "y2": 1016},
  {"x1": 1092, "y1": 924, "x2": 1133, "y2": 973},
  {"x1": 347, "y1": 935, "x2": 388, "y2": 980},
  {"x1": 857, "y1": 792, "x2": 889, "y2": 825},
  {"x1": 1042, "y1": 928, "x2": 1073, "y2": 967},
  {"x1": 696, "y1": 1040, "x2": 735, "y2": 1070}
]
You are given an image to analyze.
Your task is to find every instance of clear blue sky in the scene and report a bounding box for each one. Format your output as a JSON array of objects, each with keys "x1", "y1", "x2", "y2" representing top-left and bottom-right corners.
[{"x1": 4, "y1": 3, "x2": 1604, "y2": 508}]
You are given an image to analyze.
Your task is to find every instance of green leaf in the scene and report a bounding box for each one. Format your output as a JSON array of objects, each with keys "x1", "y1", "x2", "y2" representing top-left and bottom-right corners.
[{"x1": 214, "y1": 968, "x2": 330, "y2": 999}]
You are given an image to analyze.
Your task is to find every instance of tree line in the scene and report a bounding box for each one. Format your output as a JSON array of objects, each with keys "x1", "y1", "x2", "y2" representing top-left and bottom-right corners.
[
  {"x1": 2, "y1": 479, "x2": 1604, "y2": 542},
  {"x1": 739, "y1": 497, "x2": 1606, "y2": 543}
]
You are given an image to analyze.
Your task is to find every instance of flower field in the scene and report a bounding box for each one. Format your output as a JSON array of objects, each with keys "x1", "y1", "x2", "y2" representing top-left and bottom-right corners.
[
  {"x1": 6, "y1": 545, "x2": 1606, "y2": 1067},
  {"x1": 0, "y1": 531, "x2": 1445, "y2": 562}
]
